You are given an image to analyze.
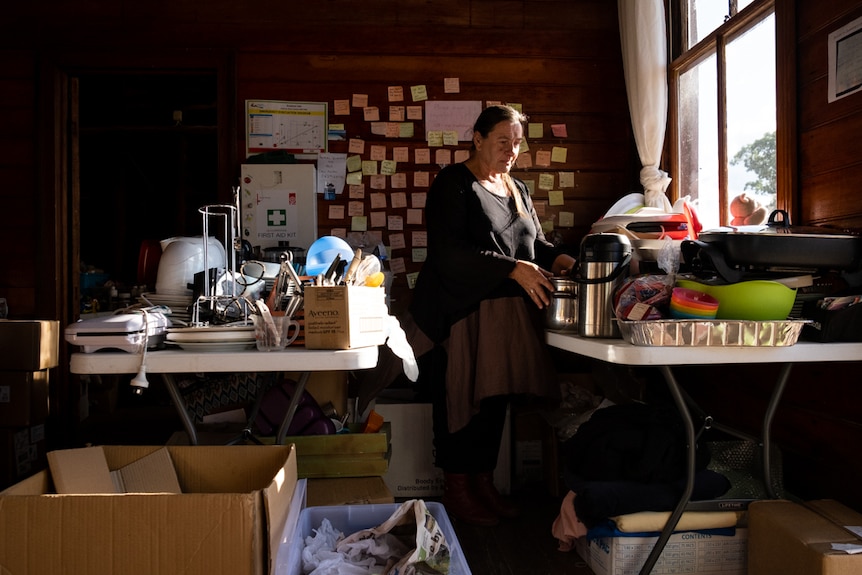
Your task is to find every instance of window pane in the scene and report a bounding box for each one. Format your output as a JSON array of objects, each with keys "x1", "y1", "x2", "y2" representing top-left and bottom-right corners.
[
  {"x1": 688, "y1": 0, "x2": 758, "y2": 48},
  {"x1": 678, "y1": 53, "x2": 720, "y2": 229},
  {"x1": 726, "y1": 13, "x2": 776, "y2": 217}
]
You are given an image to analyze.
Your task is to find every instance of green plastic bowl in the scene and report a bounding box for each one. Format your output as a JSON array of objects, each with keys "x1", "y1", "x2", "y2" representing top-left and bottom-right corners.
[{"x1": 675, "y1": 279, "x2": 797, "y2": 320}]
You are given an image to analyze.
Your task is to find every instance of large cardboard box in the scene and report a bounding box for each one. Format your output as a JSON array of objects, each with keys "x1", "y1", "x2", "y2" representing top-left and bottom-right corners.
[
  {"x1": 374, "y1": 402, "x2": 510, "y2": 498},
  {"x1": 0, "y1": 444, "x2": 297, "y2": 575},
  {"x1": 576, "y1": 528, "x2": 748, "y2": 575},
  {"x1": 0, "y1": 320, "x2": 60, "y2": 370},
  {"x1": 749, "y1": 499, "x2": 862, "y2": 575},
  {"x1": 303, "y1": 285, "x2": 388, "y2": 349}
]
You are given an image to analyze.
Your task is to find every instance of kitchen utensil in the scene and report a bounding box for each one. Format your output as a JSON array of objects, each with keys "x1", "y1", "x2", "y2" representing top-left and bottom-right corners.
[
  {"x1": 546, "y1": 277, "x2": 578, "y2": 332},
  {"x1": 575, "y1": 233, "x2": 632, "y2": 337},
  {"x1": 683, "y1": 210, "x2": 862, "y2": 282}
]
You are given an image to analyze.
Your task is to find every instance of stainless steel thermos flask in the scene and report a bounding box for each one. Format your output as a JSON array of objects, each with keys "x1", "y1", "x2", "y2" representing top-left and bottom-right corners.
[{"x1": 575, "y1": 233, "x2": 632, "y2": 338}]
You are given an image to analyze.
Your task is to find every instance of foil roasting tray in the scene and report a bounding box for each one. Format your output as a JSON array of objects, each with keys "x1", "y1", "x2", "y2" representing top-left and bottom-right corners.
[{"x1": 618, "y1": 319, "x2": 809, "y2": 347}]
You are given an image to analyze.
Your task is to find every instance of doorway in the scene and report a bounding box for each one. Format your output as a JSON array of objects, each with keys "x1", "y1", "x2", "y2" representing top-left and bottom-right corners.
[{"x1": 74, "y1": 71, "x2": 220, "y2": 312}]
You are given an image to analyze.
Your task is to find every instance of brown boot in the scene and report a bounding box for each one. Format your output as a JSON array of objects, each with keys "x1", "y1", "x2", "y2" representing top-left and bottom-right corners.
[
  {"x1": 472, "y1": 472, "x2": 520, "y2": 519},
  {"x1": 442, "y1": 472, "x2": 499, "y2": 527}
]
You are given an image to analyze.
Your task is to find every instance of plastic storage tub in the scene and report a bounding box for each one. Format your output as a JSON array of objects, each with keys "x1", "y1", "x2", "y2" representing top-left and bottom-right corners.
[{"x1": 281, "y1": 501, "x2": 472, "y2": 575}]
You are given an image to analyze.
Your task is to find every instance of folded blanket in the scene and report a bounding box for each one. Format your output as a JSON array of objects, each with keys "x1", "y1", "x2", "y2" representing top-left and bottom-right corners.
[{"x1": 611, "y1": 509, "x2": 742, "y2": 533}]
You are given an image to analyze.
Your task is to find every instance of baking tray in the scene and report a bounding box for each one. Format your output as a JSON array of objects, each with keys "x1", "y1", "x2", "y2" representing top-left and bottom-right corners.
[{"x1": 617, "y1": 319, "x2": 809, "y2": 347}]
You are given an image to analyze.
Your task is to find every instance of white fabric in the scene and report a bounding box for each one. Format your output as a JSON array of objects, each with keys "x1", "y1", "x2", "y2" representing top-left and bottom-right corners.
[{"x1": 618, "y1": 0, "x2": 673, "y2": 212}]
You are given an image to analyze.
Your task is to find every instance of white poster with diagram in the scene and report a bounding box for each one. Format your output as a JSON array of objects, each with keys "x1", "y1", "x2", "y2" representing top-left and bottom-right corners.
[{"x1": 240, "y1": 164, "x2": 317, "y2": 251}]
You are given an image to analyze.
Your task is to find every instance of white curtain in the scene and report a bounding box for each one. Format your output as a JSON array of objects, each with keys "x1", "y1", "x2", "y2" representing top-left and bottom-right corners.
[{"x1": 618, "y1": 0, "x2": 673, "y2": 211}]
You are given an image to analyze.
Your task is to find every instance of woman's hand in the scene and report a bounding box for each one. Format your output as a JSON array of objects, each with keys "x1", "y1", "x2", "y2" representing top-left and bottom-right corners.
[{"x1": 509, "y1": 260, "x2": 555, "y2": 309}]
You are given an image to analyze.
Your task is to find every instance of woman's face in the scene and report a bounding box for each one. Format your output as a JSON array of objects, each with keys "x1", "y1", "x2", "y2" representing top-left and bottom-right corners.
[{"x1": 474, "y1": 120, "x2": 523, "y2": 174}]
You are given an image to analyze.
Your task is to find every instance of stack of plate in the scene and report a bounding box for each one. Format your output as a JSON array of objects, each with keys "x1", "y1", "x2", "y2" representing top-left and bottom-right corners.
[
  {"x1": 166, "y1": 325, "x2": 256, "y2": 352},
  {"x1": 139, "y1": 292, "x2": 194, "y2": 324}
]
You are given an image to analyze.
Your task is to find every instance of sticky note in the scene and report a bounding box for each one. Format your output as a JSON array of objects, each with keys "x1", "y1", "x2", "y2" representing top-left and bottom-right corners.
[
  {"x1": 388, "y1": 86, "x2": 404, "y2": 101},
  {"x1": 552, "y1": 124, "x2": 568, "y2": 138},
  {"x1": 538, "y1": 173, "x2": 555, "y2": 190},
  {"x1": 363, "y1": 107, "x2": 380, "y2": 122},
  {"x1": 351, "y1": 216, "x2": 368, "y2": 231},
  {"x1": 559, "y1": 211, "x2": 574, "y2": 227},
  {"x1": 389, "y1": 233, "x2": 406, "y2": 250},
  {"x1": 548, "y1": 190, "x2": 564, "y2": 206},
  {"x1": 334, "y1": 100, "x2": 350, "y2": 115},
  {"x1": 362, "y1": 160, "x2": 378, "y2": 176},
  {"x1": 411, "y1": 85, "x2": 428, "y2": 101},
  {"x1": 352, "y1": 94, "x2": 368, "y2": 108},
  {"x1": 551, "y1": 146, "x2": 568, "y2": 163},
  {"x1": 347, "y1": 155, "x2": 363, "y2": 173},
  {"x1": 528, "y1": 123, "x2": 543, "y2": 139},
  {"x1": 535, "y1": 150, "x2": 552, "y2": 167},
  {"x1": 444, "y1": 77, "x2": 460, "y2": 93}
]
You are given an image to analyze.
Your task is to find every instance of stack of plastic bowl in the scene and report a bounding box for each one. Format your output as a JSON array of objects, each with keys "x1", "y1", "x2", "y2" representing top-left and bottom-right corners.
[{"x1": 669, "y1": 287, "x2": 720, "y2": 320}]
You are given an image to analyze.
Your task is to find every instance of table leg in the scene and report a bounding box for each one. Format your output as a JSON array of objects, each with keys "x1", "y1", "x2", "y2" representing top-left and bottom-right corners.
[
  {"x1": 762, "y1": 362, "x2": 793, "y2": 499},
  {"x1": 638, "y1": 365, "x2": 696, "y2": 575},
  {"x1": 160, "y1": 373, "x2": 198, "y2": 446},
  {"x1": 275, "y1": 371, "x2": 311, "y2": 445}
]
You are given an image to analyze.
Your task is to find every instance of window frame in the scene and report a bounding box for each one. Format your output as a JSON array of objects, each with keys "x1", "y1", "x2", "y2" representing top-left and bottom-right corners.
[{"x1": 668, "y1": 0, "x2": 796, "y2": 226}]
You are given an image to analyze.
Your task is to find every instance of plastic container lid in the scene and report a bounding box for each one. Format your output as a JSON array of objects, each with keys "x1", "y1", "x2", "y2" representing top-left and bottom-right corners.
[
  {"x1": 305, "y1": 236, "x2": 356, "y2": 277},
  {"x1": 580, "y1": 233, "x2": 632, "y2": 262}
]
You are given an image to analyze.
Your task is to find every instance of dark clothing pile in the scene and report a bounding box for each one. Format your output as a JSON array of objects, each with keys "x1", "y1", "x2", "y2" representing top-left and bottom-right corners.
[{"x1": 561, "y1": 402, "x2": 730, "y2": 527}]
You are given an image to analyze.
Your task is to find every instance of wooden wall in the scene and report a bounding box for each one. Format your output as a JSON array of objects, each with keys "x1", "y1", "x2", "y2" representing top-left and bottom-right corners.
[{"x1": 796, "y1": 0, "x2": 862, "y2": 229}]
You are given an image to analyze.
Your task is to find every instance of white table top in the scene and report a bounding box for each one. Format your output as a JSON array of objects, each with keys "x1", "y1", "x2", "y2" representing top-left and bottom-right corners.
[
  {"x1": 546, "y1": 331, "x2": 862, "y2": 366},
  {"x1": 70, "y1": 346, "x2": 380, "y2": 375}
]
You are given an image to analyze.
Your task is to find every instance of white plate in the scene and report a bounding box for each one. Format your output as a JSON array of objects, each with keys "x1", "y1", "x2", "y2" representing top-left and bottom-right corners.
[
  {"x1": 167, "y1": 325, "x2": 255, "y2": 343},
  {"x1": 170, "y1": 340, "x2": 256, "y2": 352}
]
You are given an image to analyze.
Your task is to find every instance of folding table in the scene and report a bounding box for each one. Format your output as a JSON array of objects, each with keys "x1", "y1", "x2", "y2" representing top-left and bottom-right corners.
[
  {"x1": 70, "y1": 346, "x2": 379, "y2": 446},
  {"x1": 545, "y1": 331, "x2": 862, "y2": 575}
]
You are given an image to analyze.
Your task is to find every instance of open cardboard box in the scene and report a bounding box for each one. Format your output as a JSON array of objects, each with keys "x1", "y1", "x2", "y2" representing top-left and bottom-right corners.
[{"x1": 0, "y1": 444, "x2": 297, "y2": 575}]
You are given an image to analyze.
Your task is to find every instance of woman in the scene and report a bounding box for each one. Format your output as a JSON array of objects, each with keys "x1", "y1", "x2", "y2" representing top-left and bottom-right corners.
[{"x1": 410, "y1": 104, "x2": 577, "y2": 526}]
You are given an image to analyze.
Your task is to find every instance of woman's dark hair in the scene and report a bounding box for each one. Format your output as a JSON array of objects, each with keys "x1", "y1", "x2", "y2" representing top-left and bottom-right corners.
[{"x1": 472, "y1": 105, "x2": 528, "y2": 141}]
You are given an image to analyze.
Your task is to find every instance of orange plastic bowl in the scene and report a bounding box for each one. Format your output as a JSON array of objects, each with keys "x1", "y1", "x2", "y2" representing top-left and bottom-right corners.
[{"x1": 670, "y1": 287, "x2": 720, "y2": 319}]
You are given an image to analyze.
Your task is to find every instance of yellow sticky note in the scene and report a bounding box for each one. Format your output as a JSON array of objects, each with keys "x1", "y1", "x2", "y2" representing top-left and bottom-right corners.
[
  {"x1": 551, "y1": 146, "x2": 568, "y2": 163},
  {"x1": 346, "y1": 172, "x2": 363, "y2": 185},
  {"x1": 411, "y1": 85, "x2": 428, "y2": 101},
  {"x1": 442, "y1": 131, "x2": 459, "y2": 146},
  {"x1": 412, "y1": 247, "x2": 428, "y2": 262},
  {"x1": 381, "y1": 160, "x2": 397, "y2": 176},
  {"x1": 519, "y1": 140, "x2": 530, "y2": 153},
  {"x1": 346, "y1": 155, "x2": 363, "y2": 173},
  {"x1": 351, "y1": 216, "x2": 368, "y2": 231},
  {"x1": 559, "y1": 211, "x2": 574, "y2": 227},
  {"x1": 548, "y1": 190, "x2": 565, "y2": 206},
  {"x1": 427, "y1": 131, "x2": 443, "y2": 147},
  {"x1": 362, "y1": 160, "x2": 378, "y2": 176},
  {"x1": 528, "y1": 123, "x2": 543, "y2": 139},
  {"x1": 399, "y1": 123, "x2": 414, "y2": 138},
  {"x1": 406, "y1": 271, "x2": 420, "y2": 289},
  {"x1": 541, "y1": 220, "x2": 555, "y2": 234},
  {"x1": 559, "y1": 171, "x2": 575, "y2": 188},
  {"x1": 538, "y1": 173, "x2": 555, "y2": 190}
]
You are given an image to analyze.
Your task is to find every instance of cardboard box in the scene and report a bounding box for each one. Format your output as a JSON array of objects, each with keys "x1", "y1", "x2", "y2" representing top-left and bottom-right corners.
[
  {"x1": 374, "y1": 402, "x2": 510, "y2": 498},
  {"x1": 303, "y1": 285, "x2": 388, "y2": 349},
  {"x1": 306, "y1": 476, "x2": 394, "y2": 506},
  {"x1": 576, "y1": 527, "x2": 748, "y2": 575},
  {"x1": 283, "y1": 502, "x2": 472, "y2": 575},
  {"x1": 0, "y1": 370, "x2": 50, "y2": 427},
  {"x1": 0, "y1": 444, "x2": 297, "y2": 575},
  {"x1": 749, "y1": 499, "x2": 862, "y2": 575},
  {"x1": 0, "y1": 424, "x2": 46, "y2": 489},
  {"x1": 0, "y1": 320, "x2": 60, "y2": 370},
  {"x1": 280, "y1": 422, "x2": 391, "y2": 478}
]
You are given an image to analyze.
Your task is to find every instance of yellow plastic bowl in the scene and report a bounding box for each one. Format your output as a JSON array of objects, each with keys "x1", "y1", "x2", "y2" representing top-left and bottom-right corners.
[{"x1": 675, "y1": 279, "x2": 797, "y2": 321}]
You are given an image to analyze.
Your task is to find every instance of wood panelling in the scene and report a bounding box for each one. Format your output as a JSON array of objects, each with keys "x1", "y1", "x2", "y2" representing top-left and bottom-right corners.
[{"x1": 795, "y1": 0, "x2": 862, "y2": 229}]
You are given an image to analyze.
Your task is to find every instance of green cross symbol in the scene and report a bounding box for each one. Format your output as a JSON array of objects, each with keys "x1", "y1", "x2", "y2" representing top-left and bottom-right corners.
[{"x1": 267, "y1": 209, "x2": 287, "y2": 227}]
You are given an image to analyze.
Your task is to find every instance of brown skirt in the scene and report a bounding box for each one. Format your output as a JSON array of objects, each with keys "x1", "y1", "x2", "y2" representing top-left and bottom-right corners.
[{"x1": 442, "y1": 296, "x2": 559, "y2": 433}]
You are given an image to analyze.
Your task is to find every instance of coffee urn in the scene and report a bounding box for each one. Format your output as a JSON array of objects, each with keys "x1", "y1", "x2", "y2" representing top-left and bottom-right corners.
[{"x1": 575, "y1": 233, "x2": 632, "y2": 338}]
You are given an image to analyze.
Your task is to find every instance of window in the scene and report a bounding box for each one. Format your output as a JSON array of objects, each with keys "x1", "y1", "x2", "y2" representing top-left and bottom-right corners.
[{"x1": 670, "y1": 0, "x2": 782, "y2": 229}]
